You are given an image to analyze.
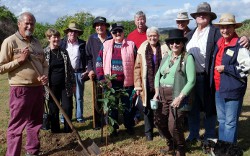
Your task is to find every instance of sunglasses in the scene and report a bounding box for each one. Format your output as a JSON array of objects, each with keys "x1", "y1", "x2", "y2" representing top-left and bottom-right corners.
[
  {"x1": 176, "y1": 20, "x2": 188, "y2": 24},
  {"x1": 169, "y1": 40, "x2": 182, "y2": 45},
  {"x1": 112, "y1": 29, "x2": 123, "y2": 34}
]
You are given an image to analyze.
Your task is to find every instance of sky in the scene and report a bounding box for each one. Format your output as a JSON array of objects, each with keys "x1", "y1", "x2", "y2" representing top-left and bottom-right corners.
[{"x1": 1, "y1": 0, "x2": 250, "y2": 29}]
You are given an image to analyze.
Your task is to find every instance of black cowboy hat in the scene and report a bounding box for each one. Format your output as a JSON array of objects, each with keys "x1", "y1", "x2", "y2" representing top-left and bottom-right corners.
[{"x1": 165, "y1": 29, "x2": 188, "y2": 44}]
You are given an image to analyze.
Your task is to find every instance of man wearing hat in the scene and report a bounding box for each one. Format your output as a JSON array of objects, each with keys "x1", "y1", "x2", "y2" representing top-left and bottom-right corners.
[
  {"x1": 60, "y1": 22, "x2": 87, "y2": 123},
  {"x1": 86, "y1": 16, "x2": 112, "y2": 129},
  {"x1": 186, "y1": 2, "x2": 249, "y2": 143},
  {"x1": 176, "y1": 12, "x2": 192, "y2": 37}
]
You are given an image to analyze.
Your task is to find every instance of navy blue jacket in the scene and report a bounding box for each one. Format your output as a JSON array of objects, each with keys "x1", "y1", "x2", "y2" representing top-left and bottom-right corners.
[
  {"x1": 60, "y1": 37, "x2": 87, "y2": 72},
  {"x1": 210, "y1": 37, "x2": 247, "y2": 99},
  {"x1": 85, "y1": 31, "x2": 112, "y2": 72}
]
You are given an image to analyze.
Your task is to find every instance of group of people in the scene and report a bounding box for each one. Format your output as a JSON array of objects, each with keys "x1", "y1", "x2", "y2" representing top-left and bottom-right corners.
[{"x1": 0, "y1": 1, "x2": 250, "y2": 156}]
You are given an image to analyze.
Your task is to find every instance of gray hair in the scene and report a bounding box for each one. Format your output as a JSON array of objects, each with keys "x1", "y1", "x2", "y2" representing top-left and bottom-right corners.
[
  {"x1": 18, "y1": 12, "x2": 36, "y2": 23},
  {"x1": 146, "y1": 27, "x2": 159, "y2": 36},
  {"x1": 134, "y1": 11, "x2": 146, "y2": 19}
]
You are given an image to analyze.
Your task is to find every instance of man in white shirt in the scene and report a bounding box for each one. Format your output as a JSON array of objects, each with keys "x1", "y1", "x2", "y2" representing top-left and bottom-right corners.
[
  {"x1": 60, "y1": 22, "x2": 87, "y2": 123},
  {"x1": 186, "y1": 2, "x2": 249, "y2": 143}
]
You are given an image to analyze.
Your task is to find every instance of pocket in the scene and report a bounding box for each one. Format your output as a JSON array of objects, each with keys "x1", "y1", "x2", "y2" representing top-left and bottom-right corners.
[{"x1": 179, "y1": 96, "x2": 192, "y2": 112}]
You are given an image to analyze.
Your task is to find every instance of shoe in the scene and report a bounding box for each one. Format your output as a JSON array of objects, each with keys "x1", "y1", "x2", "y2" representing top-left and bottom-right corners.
[
  {"x1": 26, "y1": 152, "x2": 38, "y2": 156},
  {"x1": 60, "y1": 115, "x2": 64, "y2": 124},
  {"x1": 110, "y1": 129, "x2": 118, "y2": 137},
  {"x1": 176, "y1": 149, "x2": 186, "y2": 156},
  {"x1": 134, "y1": 117, "x2": 140, "y2": 125},
  {"x1": 160, "y1": 147, "x2": 174, "y2": 155},
  {"x1": 186, "y1": 138, "x2": 198, "y2": 144},
  {"x1": 160, "y1": 140, "x2": 174, "y2": 154},
  {"x1": 77, "y1": 119, "x2": 85, "y2": 123},
  {"x1": 145, "y1": 135, "x2": 153, "y2": 141},
  {"x1": 126, "y1": 128, "x2": 135, "y2": 135}
]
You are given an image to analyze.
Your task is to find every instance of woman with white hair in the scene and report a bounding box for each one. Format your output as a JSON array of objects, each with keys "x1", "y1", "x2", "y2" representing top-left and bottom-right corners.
[
  {"x1": 210, "y1": 13, "x2": 250, "y2": 143},
  {"x1": 134, "y1": 26, "x2": 169, "y2": 141}
]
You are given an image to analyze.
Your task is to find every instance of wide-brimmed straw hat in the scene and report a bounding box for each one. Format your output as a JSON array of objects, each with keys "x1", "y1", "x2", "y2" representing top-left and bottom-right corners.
[
  {"x1": 64, "y1": 22, "x2": 83, "y2": 35},
  {"x1": 214, "y1": 13, "x2": 242, "y2": 28},
  {"x1": 165, "y1": 29, "x2": 188, "y2": 44},
  {"x1": 190, "y1": 2, "x2": 217, "y2": 20},
  {"x1": 92, "y1": 16, "x2": 110, "y2": 28},
  {"x1": 176, "y1": 12, "x2": 192, "y2": 21}
]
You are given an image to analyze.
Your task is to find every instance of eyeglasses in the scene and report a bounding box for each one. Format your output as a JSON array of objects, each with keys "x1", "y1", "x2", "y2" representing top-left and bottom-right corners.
[
  {"x1": 112, "y1": 29, "x2": 123, "y2": 34},
  {"x1": 169, "y1": 40, "x2": 182, "y2": 45}
]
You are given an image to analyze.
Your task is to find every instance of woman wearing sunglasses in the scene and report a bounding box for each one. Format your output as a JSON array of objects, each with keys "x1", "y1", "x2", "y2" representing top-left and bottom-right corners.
[
  {"x1": 96, "y1": 23, "x2": 137, "y2": 136},
  {"x1": 153, "y1": 29, "x2": 196, "y2": 156}
]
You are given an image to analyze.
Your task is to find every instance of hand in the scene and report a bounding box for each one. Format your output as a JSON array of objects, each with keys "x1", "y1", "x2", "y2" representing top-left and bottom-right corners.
[
  {"x1": 17, "y1": 46, "x2": 30, "y2": 64},
  {"x1": 215, "y1": 65, "x2": 224, "y2": 73},
  {"x1": 239, "y1": 36, "x2": 249, "y2": 48},
  {"x1": 153, "y1": 93, "x2": 159, "y2": 101},
  {"x1": 81, "y1": 71, "x2": 89, "y2": 80},
  {"x1": 136, "y1": 90, "x2": 141, "y2": 95},
  {"x1": 72, "y1": 85, "x2": 76, "y2": 93},
  {"x1": 38, "y1": 75, "x2": 48, "y2": 85},
  {"x1": 171, "y1": 97, "x2": 182, "y2": 108},
  {"x1": 88, "y1": 70, "x2": 95, "y2": 80}
]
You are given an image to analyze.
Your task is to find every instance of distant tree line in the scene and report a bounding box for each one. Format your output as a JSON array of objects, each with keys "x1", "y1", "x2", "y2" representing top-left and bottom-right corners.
[
  {"x1": 1, "y1": 5, "x2": 249, "y2": 48},
  {"x1": 0, "y1": 5, "x2": 136, "y2": 47}
]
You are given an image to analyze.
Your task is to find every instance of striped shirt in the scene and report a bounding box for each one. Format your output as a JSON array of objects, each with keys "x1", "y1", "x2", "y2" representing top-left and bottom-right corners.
[{"x1": 96, "y1": 43, "x2": 124, "y2": 82}]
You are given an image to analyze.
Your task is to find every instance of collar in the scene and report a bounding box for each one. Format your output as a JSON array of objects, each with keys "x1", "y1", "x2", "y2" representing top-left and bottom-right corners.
[
  {"x1": 93, "y1": 31, "x2": 113, "y2": 40},
  {"x1": 67, "y1": 39, "x2": 78, "y2": 45},
  {"x1": 15, "y1": 31, "x2": 34, "y2": 42},
  {"x1": 217, "y1": 33, "x2": 239, "y2": 47}
]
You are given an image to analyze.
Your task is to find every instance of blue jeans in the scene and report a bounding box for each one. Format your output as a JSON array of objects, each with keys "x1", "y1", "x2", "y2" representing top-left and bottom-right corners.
[
  {"x1": 187, "y1": 75, "x2": 216, "y2": 140},
  {"x1": 74, "y1": 73, "x2": 84, "y2": 121},
  {"x1": 215, "y1": 91, "x2": 242, "y2": 143}
]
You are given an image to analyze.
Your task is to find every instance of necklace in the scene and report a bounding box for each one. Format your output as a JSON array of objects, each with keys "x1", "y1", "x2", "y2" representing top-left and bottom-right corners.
[{"x1": 51, "y1": 49, "x2": 60, "y2": 58}]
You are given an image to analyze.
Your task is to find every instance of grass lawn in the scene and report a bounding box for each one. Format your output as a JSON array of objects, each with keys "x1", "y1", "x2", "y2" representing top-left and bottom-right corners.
[{"x1": 0, "y1": 73, "x2": 250, "y2": 155}]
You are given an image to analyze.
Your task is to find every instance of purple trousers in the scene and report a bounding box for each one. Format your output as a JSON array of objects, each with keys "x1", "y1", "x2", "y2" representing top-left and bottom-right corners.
[{"x1": 6, "y1": 86, "x2": 44, "y2": 156}]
